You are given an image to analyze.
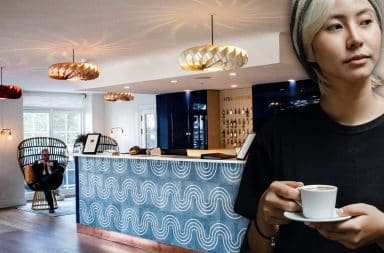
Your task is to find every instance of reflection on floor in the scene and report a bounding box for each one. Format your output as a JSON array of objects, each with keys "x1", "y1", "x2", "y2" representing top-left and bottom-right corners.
[
  {"x1": 17, "y1": 197, "x2": 76, "y2": 217},
  {"x1": 0, "y1": 200, "x2": 151, "y2": 253}
]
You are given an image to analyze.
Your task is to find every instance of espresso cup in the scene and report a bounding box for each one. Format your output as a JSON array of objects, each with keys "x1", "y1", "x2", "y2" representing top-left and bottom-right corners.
[{"x1": 299, "y1": 185, "x2": 337, "y2": 219}]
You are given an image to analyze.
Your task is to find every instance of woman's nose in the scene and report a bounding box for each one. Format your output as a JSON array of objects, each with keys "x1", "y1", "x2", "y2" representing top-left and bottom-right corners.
[{"x1": 346, "y1": 26, "x2": 364, "y2": 49}]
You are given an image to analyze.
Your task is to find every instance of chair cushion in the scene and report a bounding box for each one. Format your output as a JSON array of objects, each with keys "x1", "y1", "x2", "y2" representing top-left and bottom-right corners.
[{"x1": 24, "y1": 164, "x2": 36, "y2": 185}]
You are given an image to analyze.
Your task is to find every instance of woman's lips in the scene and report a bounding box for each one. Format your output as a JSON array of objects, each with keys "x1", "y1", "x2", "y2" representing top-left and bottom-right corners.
[{"x1": 344, "y1": 54, "x2": 370, "y2": 64}]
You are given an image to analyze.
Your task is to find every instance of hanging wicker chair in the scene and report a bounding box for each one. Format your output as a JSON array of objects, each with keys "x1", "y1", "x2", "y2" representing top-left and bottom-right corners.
[{"x1": 17, "y1": 137, "x2": 69, "y2": 210}]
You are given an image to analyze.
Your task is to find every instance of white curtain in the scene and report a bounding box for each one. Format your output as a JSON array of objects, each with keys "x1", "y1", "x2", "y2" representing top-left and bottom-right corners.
[{"x1": 23, "y1": 91, "x2": 86, "y2": 109}]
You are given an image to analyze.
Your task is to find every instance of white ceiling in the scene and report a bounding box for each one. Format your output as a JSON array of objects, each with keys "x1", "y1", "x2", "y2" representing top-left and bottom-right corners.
[{"x1": 0, "y1": 0, "x2": 382, "y2": 95}]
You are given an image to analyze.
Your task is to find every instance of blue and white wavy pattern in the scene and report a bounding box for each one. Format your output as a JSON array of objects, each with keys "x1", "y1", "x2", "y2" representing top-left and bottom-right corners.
[
  {"x1": 195, "y1": 162, "x2": 218, "y2": 180},
  {"x1": 95, "y1": 158, "x2": 110, "y2": 172},
  {"x1": 111, "y1": 158, "x2": 128, "y2": 173},
  {"x1": 81, "y1": 158, "x2": 95, "y2": 171},
  {"x1": 82, "y1": 157, "x2": 242, "y2": 183},
  {"x1": 130, "y1": 159, "x2": 147, "y2": 174},
  {"x1": 221, "y1": 162, "x2": 244, "y2": 182},
  {"x1": 79, "y1": 176, "x2": 242, "y2": 219},
  {"x1": 78, "y1": 156, "x2": 248, "y2": 252},
  {"x1": 150, "y1": 160, "x2": 169, "y2": 176},
  {"x1": 79, "y1": 200, "x2": 247, "y2": 253},
  {"x1": 170, "y1": 161, "x2": 192, "y2": 178}
]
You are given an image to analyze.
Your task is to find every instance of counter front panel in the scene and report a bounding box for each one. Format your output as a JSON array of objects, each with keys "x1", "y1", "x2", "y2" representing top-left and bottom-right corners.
[{"x1": 76, "y1": 155, "x2": 249, "y2": 252}]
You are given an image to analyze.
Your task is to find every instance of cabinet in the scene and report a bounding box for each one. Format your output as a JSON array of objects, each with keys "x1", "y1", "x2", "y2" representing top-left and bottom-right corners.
[
  {"x1": 157, "y1": 90, "x2": 220, "y2": 149},
  {"x1": 252, "y1": 79, "x2": 320, "y2": 131}
]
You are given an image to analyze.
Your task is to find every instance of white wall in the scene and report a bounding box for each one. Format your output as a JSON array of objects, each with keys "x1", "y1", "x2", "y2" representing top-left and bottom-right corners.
[
  {"x1": 104, "y1": 94, "x2": 156, "y2": 153},
  {"x1": 0, "y1": 99, "x2": 25, "y2": 208},
  {"x1": 0, "y1": 92, "x2": 154, "y2": 207},
  {"x1": 85, "y1": 93, "x2": 106, "y2": 134}
]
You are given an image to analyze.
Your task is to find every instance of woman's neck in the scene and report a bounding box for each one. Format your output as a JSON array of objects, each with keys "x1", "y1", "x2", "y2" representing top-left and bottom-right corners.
[{"x1": 319, "y1": 79, "x2": 384, "y2": 126}]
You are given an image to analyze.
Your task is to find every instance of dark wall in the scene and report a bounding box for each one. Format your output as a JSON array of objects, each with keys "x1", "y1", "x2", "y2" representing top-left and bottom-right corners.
[
  {"x1": 252, "y1": 79, "x2": 320, "y2": 131},
  {"x1": 156, "y1": 90, "x2": 208, "y2": 149}
]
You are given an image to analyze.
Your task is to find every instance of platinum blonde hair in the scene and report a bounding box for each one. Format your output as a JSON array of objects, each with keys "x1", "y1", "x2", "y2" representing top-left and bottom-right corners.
[{"x1": 291, "y1": 0, "x2": 383, "y2": 86}]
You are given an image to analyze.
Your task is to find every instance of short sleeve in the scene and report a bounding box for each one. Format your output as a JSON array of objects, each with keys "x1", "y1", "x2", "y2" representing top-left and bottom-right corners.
[{"x1": 234, "y1": 120, "x2": 276, "y2": 220}]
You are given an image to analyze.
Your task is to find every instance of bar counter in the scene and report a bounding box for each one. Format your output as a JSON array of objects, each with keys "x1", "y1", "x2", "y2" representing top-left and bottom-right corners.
[{"x1": 75, "y1": 154, "x2": 249, "y2": 253}]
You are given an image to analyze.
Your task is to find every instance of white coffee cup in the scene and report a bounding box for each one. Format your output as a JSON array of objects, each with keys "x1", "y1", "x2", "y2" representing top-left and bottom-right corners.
[{"x1": 299, "y1": 184, "x2": 337, "y2": 219}]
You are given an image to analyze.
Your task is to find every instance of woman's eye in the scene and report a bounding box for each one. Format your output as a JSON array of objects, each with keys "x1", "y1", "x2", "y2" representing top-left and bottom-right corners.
[
  {"x1": 361, "y1": 19, "x2": 373, "y2": 26},
  {"x1": 326, "y1": 24, "x2": 343, "y2": 31}
]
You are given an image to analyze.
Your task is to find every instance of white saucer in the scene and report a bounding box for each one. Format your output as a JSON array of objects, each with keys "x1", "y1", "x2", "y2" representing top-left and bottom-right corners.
[{"x1": 284, "y1": 209, "x2": 351, "y2": 223}]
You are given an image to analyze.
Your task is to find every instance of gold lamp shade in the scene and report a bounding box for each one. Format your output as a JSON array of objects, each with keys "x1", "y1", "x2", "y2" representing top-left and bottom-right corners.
[
  {"x1": 179, "y1": 14, "x2": 248, "y2": 72},
  {"x1": 48, "y1": 49, "x2": 99, "y2": 81},
  {"x1": 48, "y1": 62, "x2": 99, "y2": 80},
  {"x1": 0, "y1": 67, "x2": 22, "y2": 99},
  {"x1": 104, "y1": 92, "x2": 134, "y2": 102},
  {"x1": 180, "y1": 44, "x2": 248, "y2": 71}
]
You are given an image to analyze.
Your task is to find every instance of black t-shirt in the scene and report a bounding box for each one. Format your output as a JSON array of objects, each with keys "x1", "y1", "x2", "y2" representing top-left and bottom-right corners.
[{"x1": 235, "y1": 104, "x2": 384, "y2": 253}]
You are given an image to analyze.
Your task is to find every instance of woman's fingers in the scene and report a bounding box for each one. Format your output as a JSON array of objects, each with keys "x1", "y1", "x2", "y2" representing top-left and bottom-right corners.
[{"x1": 266, "y1": 181, "x2": 303, "y2": 212}]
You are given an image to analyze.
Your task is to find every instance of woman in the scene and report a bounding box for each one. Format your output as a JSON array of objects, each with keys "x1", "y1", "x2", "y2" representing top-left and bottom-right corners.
[{"x1": 235, "y1": 0, "x2": 384, "y2": 252}]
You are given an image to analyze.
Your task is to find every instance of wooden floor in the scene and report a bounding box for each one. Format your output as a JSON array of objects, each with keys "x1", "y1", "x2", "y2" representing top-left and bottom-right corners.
[{"x1": 0, "y1": 206, "x2": 151, "y2": 253}]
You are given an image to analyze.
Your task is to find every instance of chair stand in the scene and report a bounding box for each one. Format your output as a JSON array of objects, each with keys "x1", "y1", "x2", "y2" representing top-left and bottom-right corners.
[{"x1": 31, "y1": 190, "x2": 58, "y2": 210}]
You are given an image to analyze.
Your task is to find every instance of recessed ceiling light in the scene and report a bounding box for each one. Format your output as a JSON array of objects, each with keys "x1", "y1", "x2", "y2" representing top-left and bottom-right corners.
[
  {"x1": 288, "y1": 79, "x2": 296, "y2": 83},
  {"x1": 231, "y1": 84, "x2": 238, "y2": 88},
  {"x1": 124, "y1": 86, "x2": 130, "y2": 89},
  {"x1": 229, "y1": 72, "x2": 237, "y2": 76},
  {"x1": 170, "y1": 80, "x2": 178, "y2": 84}
]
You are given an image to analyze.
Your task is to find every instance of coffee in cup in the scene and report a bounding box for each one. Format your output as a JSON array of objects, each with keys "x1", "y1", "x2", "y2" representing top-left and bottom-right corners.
[{"x1": 299, "y1": 184, "x2": 337, "y2": 219}]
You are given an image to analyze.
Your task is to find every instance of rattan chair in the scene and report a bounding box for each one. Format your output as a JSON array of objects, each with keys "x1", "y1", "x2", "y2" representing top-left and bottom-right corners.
[
  {"x1": 73, "y1": 134, "x2": 119, "y2": 154},
  {"x1": 17, "y1": 137, "x2": 69, "y2": 210}
]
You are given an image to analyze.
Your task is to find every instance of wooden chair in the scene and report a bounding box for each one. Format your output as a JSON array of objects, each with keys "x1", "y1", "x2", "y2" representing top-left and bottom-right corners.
[
  {"x1": 73, "y1": 134, "x2": 119, "y2": 154},
  {"x1": 17, "y1": 137, "x2": 69, "y2": 210}
]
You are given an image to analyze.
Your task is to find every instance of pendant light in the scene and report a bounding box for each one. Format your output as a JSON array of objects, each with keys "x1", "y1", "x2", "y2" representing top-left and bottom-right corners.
[
  {"x1": 179, "y1": 14, "x2": 248, "y2": 72},
  {"x1": 48, "y1": 49, "x2": 99, "y2": 81},
  {"x1": 0, "y1": 67, "x2": 22, "y2": 99},
  {"x1": 104, "y1": 92, "x2": 134, "y2": 102}
]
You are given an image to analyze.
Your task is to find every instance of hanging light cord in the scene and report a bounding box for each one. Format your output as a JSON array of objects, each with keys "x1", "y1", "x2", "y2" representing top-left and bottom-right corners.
[
  {"x1": 0, "y1": 66, "x2": 3, "y2": 85},
  {"x1": 72, "y1": 49, "x2": 75, "y2": 63},
  {"x1": 210, "y1": 14, "x2": 214, "y2": 45}
]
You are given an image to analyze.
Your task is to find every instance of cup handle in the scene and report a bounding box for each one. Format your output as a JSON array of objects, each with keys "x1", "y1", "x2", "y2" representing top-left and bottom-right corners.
[{"x1": 294, "y1": 200, "x2": 302, "y2": 207}]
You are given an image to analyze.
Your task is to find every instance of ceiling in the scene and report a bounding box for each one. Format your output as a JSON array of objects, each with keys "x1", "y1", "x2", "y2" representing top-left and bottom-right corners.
[{"x1": 0, "y1": 0, "x2": 382, "y2": 95}]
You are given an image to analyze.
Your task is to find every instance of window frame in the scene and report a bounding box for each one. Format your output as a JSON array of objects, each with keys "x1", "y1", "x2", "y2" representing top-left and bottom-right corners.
[{"x1": 23, "y1": 106, "x2": 85, "y2": 198}]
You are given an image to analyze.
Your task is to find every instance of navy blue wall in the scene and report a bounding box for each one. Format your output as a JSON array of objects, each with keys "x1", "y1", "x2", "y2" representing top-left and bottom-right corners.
[
  {"x1": 156, "y1": 90, "x2": 208, "y2": 149},
  {"x1": 252, "y1": 79, "x2": 320, "y2": 131}
]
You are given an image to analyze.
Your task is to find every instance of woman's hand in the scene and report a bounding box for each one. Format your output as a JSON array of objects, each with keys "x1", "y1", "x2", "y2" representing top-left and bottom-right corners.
[
  {"x1": 256, "y1": 181, "x2": 303, "y2": 236},
  {"x1": 310, "y1": 203, "x2": 384, "y2": 249}
]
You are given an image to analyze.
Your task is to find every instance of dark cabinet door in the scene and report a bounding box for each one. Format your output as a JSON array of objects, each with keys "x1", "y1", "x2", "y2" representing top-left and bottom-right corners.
[
  {"x1": 157, "y1": 92, "x2": 190, "y2": 149},
  {"x1": 156, "y1": 94, "x2": 170, "y2": 148},
  {"x1": 157, "y1": 91, "x2": 208, "y2": 149},
  {"x1": 190, "y1": 90, "x2": 207, "y2": 149}
]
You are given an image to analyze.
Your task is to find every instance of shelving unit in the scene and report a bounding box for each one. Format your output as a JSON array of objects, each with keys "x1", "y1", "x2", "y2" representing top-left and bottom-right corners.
[{"x1": 219, "y1": 88, "x2": 253, "y2": 148}]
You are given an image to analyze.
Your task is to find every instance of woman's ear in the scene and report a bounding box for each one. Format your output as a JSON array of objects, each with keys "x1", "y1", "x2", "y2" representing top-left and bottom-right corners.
[
  {"x1": 306, "y1": 52, "x2": 316, "y2": 62},
  {"x1": 306, "y1": 46, "x2": 316, "y2": 62},
  {"x1": 307, "y1": 57, "x2": 316, "y2": 62}
]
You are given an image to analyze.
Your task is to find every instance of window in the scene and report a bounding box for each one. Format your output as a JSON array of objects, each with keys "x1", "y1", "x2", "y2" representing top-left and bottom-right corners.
[
  {"x1": 52, "y1": 111, "x2": 82, "y2": 154},
  {"x1": 23, "y1": 109, "x2": 83, "y2": 193},
  {"x1": 23, "y1": 111, "x2": 50, "y2": 138},
  {"x1": 22, "y1": 92, "x2": 86, "y2": 198},
  {"x1": 140, "y1": 107, "x2": 157, "y2": 148}
]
